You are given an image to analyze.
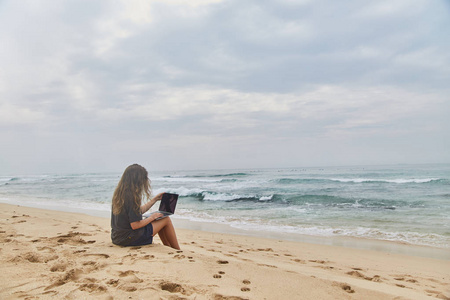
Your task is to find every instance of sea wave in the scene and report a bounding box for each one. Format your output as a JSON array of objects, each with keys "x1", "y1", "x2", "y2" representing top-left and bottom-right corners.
[
  {"x1": 202, "y1": 192, "x2": 258, "y2": 202},
  {"x1": 208, "y1": 172, "x2": 250, "y2": 177},
  {"x1": 274, "y1": 177, "x2": 443, "y2": 184},
  {"x1": 153, "y1": 187, "x2": 274, "y2": 202},
  {"x1": 0, "y1": 177, "x2": 15, "y2": 183},
  {"x1": 153, "y1": 187, "x2": 204, "y2": 197},
  {"x1": 272, "y1": 178, "x2": 445, "y2": 185},
  {"x1": 329, "y1": 178, "x2": 442, "y2": 184},
  {"x1": 154, "y1": 186, "x2": 422, "y2": 209},
  {"x1": 161, "y1": 172, "x2": 249, "y2": 179}
]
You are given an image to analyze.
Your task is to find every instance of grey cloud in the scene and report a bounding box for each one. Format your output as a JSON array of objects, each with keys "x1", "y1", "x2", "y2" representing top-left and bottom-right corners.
[
  {"x1": 0, "y1": 0, "x2": 449, "y2": 173},
  {"x1": 102, "y1": 0, "x2": 449, "y2": 93}
]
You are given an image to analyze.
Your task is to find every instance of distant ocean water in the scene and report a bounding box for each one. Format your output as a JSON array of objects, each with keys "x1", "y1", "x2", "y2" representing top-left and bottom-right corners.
[{"x1": 1, "y1": 164, "x2": 449, "y2": 249}]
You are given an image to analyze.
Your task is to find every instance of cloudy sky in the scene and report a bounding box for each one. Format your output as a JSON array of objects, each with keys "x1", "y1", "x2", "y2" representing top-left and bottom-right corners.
[{"x1": 0, "y1": 0, "x2": 449, "y2": 174}]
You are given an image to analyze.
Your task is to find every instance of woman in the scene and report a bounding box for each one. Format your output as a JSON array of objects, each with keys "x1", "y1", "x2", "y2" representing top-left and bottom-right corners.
[{"x1": 111, "y1": 164, "x2": 180, "y2": 249}]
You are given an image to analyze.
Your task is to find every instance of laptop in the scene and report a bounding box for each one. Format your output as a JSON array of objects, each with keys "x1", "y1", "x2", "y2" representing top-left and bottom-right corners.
[{"x1": 144, "y1": 193, "x2": 179, "y2": 220}]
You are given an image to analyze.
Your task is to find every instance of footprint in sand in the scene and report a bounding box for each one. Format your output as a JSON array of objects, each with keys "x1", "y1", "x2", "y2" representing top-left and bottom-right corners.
[
  {"x1": 237, "y1": 279, "x2": 251, "y2": 292},
  {"x1": 52, "y1": 232, "x2": 95, "y2": 245},
  {"x1": 392, "y1": 275, "x2": 418, "y2": 284},
  {"x1": 425, "y1": 289, "x2": 449, "y2": 299},
  {"x1": 333, "y1": 282, "x2": 355, "y2": 294},
  {"x1": 160, "y1": 281, "x2": 185, "y2": 294},
  {"x1": 79, "y1": 283, "x2": 107, "y2": 293},
  {"x1": 50, "y1": 263, "x2": 67, "y2": 272},
  {"x1": 257, "y1": 263, "x2": 277, "y2": 268},
  {"x1": 11, "y1": 252, "x2": 58, "y2": 263},
  {"x1": 82, "y1": 261, "x2": 98, "y2": 269},
  {"x1": 309, "y1": 260, "x2": 327, "y2": 264},
  {"x1": 45, "y1": 269, "x2": 81, "y2": 290},
  {"x1": 118, "y1": 270, "x2": 143, "y2": 283},
  {"x1": 347, "y1": 270, "x2": 381, "y2": 282},
  {"x1": 257, "y1": 248, "x2": 273, "y2": 252},
  {"x1": 106, "y1": 279, "x2": 119, "y2": 287}
]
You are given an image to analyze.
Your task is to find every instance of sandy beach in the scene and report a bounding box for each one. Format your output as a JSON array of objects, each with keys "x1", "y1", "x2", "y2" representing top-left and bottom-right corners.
[{"x1": 0, "y1": 203, "x2": 449, "y2": 299}]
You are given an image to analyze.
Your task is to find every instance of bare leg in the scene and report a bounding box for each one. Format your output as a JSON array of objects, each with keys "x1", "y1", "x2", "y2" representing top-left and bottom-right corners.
[
  {"x1": 151, "y1": 217, "x2": 180, "y2": 250},
  {"x1": 157, "y1": 227, "x2": 170, "y2": 246}
]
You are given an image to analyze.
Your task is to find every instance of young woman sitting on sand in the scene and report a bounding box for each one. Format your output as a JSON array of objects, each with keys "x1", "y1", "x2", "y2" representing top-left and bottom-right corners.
[{"x1": 111, "y1": 164, "x2": 180, "y2": 249}]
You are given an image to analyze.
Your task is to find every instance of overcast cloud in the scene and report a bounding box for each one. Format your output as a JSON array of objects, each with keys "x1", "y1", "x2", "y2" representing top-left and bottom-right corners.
[{"x1": 0, "y1": 0, "x2": 449, "y2": 174}]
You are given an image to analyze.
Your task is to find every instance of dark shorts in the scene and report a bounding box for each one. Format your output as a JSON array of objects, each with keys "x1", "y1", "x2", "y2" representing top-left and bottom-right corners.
[{"x1": 129, "y1": 223, "x2": 153, "y2": 246}]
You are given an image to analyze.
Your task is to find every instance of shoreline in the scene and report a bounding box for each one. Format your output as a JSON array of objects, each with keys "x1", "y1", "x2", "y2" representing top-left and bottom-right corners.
[
  {"x1": 1, "y1": 203, "x2": 449, "y2": 299},
  {"x1": 2, "y1": 200, "x2": 449, "y2": 260},
  {"x1": 172, "y1": 218, "x2": 450, "y2": 260}
]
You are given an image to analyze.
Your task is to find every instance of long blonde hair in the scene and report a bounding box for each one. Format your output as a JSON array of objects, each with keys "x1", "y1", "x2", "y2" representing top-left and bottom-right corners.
[{"x1": 112, "y1": 164, "x2": 151, "y2": 215}]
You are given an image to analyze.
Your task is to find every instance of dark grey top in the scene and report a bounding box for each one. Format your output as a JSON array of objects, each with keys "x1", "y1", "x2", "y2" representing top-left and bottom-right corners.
[{"x1": 111, "y1": 193, "x2": 144, "y2": 246}]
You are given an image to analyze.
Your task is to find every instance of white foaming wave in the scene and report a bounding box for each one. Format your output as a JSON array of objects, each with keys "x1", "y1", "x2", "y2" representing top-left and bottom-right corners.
[
  {"x1": 386, "y1": 178, "x2": 440, "y2": 183},
  {"x1": 202, "y1": 192, "x2": 255, "y2": 201},
  {"x1": 153, "y1": 187, "x2": 204, "y2": 197},
  {"x1": 328, "y1": 227, "x2": 450, "y2": 248},
  {"x1": 259, "y1": 195, "x2": 273, "y2": 201},
  {"x1": 330, "y1": 178, "x2": 440, "y2": 184},
  {"x1": 153, "y1": 189, "x2": 272, "y2": 201},
  {"x1": 0, "y1": 177, "x2": 14, "y2": 182}
]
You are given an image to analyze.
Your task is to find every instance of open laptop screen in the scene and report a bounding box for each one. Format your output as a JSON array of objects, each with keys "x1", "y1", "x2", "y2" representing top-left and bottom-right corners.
[{"x1": 159, "y1": 193, "x2": 179, "y2": 214}]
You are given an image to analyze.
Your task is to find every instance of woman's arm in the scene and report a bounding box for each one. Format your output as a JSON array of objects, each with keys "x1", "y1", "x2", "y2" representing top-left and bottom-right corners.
[
  {"x1": 140, "y1": 192, "x2": 164, "y2": 214},
  {"x1": 130, "y1": 212, "x2": 164, "y2": 230},
  {"x1": 131, "y1": 192, "x2": 165, "y2": 230}
]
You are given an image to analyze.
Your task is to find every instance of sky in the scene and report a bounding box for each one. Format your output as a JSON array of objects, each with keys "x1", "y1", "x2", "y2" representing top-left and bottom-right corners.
[{"x1": 0, "y1": 0, "x2": 449, "y2": 174}]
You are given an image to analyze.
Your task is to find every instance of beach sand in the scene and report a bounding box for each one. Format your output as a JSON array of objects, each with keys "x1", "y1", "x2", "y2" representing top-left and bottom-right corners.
[{"x1": 0, "y1": 203, "x2": 449, "y2": 299}]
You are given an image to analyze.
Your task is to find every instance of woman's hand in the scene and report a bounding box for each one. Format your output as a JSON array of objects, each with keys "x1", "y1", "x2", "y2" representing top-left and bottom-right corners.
[
  {"x1": 141, "y1": 193, "x2": 165, "y2": 214},
  {"x1": 131, "y1": 212, "x2": 165, "y2": 229},
  {"x1": 151, "y1": 212, "x2": 164, "y2": 221},
  {"x1": 152, "y1": 192, "x2": 164, "y2": 203}
]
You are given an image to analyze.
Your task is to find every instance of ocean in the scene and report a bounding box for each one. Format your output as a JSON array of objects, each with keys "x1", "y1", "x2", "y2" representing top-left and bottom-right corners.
[{"x1": 1, "y1": 164, "x2": 449, "y2": 249}]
